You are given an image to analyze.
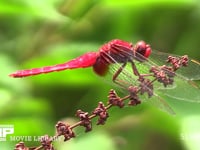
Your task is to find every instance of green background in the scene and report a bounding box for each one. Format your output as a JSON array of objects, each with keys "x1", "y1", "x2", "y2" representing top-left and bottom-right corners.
[{"x1": 0, "y1": 0, "x2": 200, "y2": 149}]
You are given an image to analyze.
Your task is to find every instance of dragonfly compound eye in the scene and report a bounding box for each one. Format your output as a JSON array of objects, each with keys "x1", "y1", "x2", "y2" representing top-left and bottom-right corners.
[{"x1": 135, "y1": 41, "x2": 152, "y2": 58}]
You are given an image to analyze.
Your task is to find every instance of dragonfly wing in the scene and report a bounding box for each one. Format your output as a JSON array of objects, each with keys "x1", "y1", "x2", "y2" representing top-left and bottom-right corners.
[
  {"x1": 140, "y1": 50, "x2": 200, "y2": 103},
  {"x1": 104, "y1": 46, "x2": 200, "y2": 113},
  {"x1": 146, "y1": 93, "x2": 176, "y2": 115},
  {"x1": 150, "y1": 50, "x2": 200, "y2": 80},
  {"x1": 157, "y1": 76, "x2": 200, "y2": 103},
  {"x1": 103, "y1": 57, "x2": 175, "y2": 115}
]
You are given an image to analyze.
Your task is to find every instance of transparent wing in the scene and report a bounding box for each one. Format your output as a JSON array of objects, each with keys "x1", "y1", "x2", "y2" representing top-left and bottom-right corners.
[
  {"x1": 104, "y1": 55, "x2": 175, "y2": 115},
  {"x1": 150, "y1": 50, "x2": 200, "y2": 80},
  {"x1": 101, "y1": 46, "x2": 200, "y2": 115},
  {"x1": 158, "y1": 77, "x2": 200, "y2": 102},
  {"x1": 124, "y1": 49, "x2": 200, "y2": 103},
  {"x1": 147, "y1": 50, "x2": 200, "y2": 102},
  {"x1": 146, "y1": 93, "x2": 175, "y2": 115}
]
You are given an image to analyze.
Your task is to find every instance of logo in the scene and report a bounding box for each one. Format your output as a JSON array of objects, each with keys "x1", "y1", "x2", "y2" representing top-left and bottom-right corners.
[{"x1": 0, "y1": 125, "x2": 14, "y2": 141}]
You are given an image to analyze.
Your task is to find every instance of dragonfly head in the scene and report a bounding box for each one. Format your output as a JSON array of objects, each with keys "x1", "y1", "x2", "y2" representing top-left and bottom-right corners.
[{"x1": 134, "y1": 41, "x2": 152, "y2": 59}]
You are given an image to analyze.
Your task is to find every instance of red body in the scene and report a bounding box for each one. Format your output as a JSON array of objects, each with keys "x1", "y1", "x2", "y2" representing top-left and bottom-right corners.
[{"x1": 9, "y1": 39, "x2": 151, "y2": 78}]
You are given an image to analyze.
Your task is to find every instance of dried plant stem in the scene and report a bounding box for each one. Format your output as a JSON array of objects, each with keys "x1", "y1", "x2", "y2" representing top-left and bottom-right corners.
[{"x1": 14, "y1": 55, "x2": 189, "y2": 150}]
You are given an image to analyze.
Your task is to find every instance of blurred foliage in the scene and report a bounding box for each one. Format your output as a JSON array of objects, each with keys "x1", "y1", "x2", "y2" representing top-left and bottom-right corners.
[{"x1": 0, "y1": 0, "x2": 200, "y2": 150}]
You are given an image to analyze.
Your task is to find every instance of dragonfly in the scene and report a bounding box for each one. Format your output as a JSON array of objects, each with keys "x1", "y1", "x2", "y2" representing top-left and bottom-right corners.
[
  {"x1": 9, "y1": 39, "x2": 200, "y2": 114},
  {"x1": 9, "y1": 40, "x2": 152, "y2": 78}
]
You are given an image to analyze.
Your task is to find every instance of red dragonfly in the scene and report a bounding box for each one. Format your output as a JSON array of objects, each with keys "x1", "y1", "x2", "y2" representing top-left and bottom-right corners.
[
  {"x1": 9, "y1": 39, "x2": 152, "y2": 78},
  {"x1": 9, "y1": 39, "x2": 200, "y2": 114}
]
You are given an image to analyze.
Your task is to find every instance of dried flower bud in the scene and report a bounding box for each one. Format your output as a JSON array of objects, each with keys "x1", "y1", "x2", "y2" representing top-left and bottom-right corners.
[
  {"x1": 40, "y1": 135, "x2": 54, "y2": 150},
  {"x1": 93, "y1": 102, "x2": 109, "y2": 125},
  {"x1": 167, "y1": 55, "x2": 189, "y2": 70},
  {"x1": 128, "y1": 86, "x2": 141, "y2": 105},
  {"x1": 14, "y1": 142, "x2": 29, "y2": 150},
  {"x1": 55, "y1": 121, "x2": 75, "y2": 141},
  {"x1": 138, "y1": 78, "x2": 154, "y2": 97},
  {"x1": 150, "y1": 66, "x2": 174, "y2": 87},
  {"x1": 76, "y1": 110, "x2": 92, "y2": 132},
  {"x1": 108, "y1": 89, "x2": 124, "y2": 108}
]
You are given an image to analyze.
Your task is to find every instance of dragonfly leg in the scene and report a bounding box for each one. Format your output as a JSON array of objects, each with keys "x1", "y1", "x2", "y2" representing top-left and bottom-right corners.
[
  {"x1": 112, "y1": 62, "x2": 130, "y2": 88},
  {"x1": 130, "y1": 60, "x2": 141, "y2": 77},
  {"x1": 112, "y1": 62, "x2": 127, "y2": 81},
  {"x1": 130, "y1": 60, "x2": 153, "y2": 78}
]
